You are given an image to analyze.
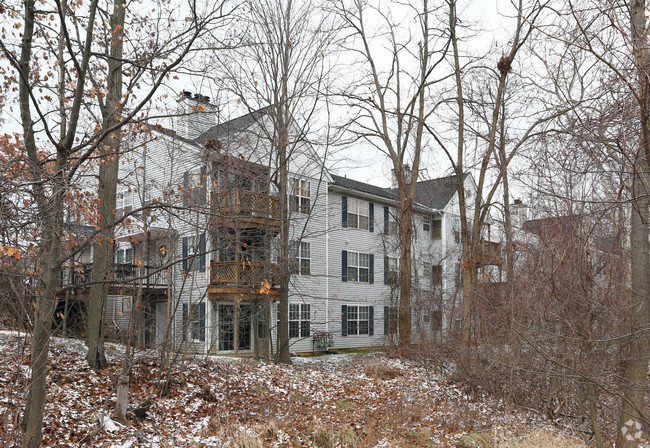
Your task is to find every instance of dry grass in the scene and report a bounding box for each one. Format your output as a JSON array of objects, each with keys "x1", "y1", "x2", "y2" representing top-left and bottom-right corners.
[
  {"x1": 497, "y1": 428, "x2": 587, "y2": 448},
  {"x1": 362, "y1": 360, "x2": 403, "y2": 380}
]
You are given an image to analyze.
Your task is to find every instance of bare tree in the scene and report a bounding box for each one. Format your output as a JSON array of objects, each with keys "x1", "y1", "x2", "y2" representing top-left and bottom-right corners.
[
  {"x1": 0, "y1": 0, "x2": 229, "y2": 444},
  {"x1": 212, "y1": 0, "x2": 337, "y2": 363},
  {"x1": 336, "y1": 0, "x2": 450, "y2": 347}
]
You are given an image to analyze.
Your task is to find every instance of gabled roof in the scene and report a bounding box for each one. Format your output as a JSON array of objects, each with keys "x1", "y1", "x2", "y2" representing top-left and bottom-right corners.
[
  {"x1": 330, "y1": 174, "x2": 397, "y2": 201},
  {"x1": 196, "y1": 107, "x2": 270, "y2": 145},
  {"x1": 404, "y1": 173, "x2": 470, "y2": 210},
  {"x1": 144, "y1": 123, "x2": 203, "y2": 148}
]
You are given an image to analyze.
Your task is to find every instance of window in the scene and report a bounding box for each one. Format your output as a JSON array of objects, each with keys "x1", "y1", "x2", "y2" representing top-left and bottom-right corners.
[
  {"x1": 347, "y1": 251, "x2": 369, "y2": 282},
  {"x1": 116, "y1": 188, "x2": 134, "y2": 217},
  {"x1": 183, "y1": 168, "x2": 207, "y2": 206},
  {"x1": 432, "y1": 219, "x2": 442, "y2": 239},
  {"x1": 291, "y1": 241, "x2": 311, "y2": 275},
  {"x1": 454, "y1": 219, "x2": 461, "y2": 244},
  {"x1": 432, "y1": 264, "x2": 442, "y2": 286},
  {"x1": 384, "y1": 306, "x2": 399, "y2": 334},
  {"x1": 384, "y1": 206, "x2": 398, "y2": 235},
  {"x1": 182, "y1": 234, "x2": 206, "y2": 273},
  {"x1": 298, "y1": 241, "x2": 311, "y2": 275},
  {"x1": 348, "y1": 198, "x2": 369, "y2": 230},
  {"x1": 423, "y1": 215, "x2": 431, "y2": 233},
  {"x1": 183, "y1": 303, "x2": 205, "y2": 342},
  {"x1": 347, "y1": 305, "x2": 370, "y2": 335},
  {"x1": 385, "y1": 256, "x2": 399, "y2": 284},
  {"x1": 290, "y1": 178, "x2": 311, "y2": 214},
  {"x1": 115, "y1": 246, "x2": 134, "y2": 265},
  {"x1": 455, "y1": 263, "x2": 461, "y2": 287},
  {"x1": 289, "y1": 303, "x2": 311, "y2": 338}
]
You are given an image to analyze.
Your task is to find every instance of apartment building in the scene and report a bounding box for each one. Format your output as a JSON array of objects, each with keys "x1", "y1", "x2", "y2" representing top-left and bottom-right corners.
[{"x1": 61, "y1": 92, "x2": 501, "y2": 354}]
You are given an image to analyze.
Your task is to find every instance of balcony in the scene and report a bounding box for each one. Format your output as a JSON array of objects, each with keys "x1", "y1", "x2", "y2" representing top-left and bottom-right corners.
[
  {"x1": 472, "y1": 240, "x2": 502, "y2": 265},
  {"x1": 209, "y1": 259, "x2": 280, "y2": 299},
  {"x1": 60, "y1": 263, "x2": 169, "y2": 293},
  {"x1": 211, "y1": 189, "x2": 281, "y2": 231}
]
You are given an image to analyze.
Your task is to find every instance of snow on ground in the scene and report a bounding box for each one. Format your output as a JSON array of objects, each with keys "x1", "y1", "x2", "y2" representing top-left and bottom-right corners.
[{"x1": 0, "y1": 332, "x2": 589, "y2": 447}]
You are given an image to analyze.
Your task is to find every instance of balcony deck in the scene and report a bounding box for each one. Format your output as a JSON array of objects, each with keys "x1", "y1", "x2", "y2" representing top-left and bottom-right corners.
[
  {"x1": 60, "y1": 263, "x2": 169, "y2": 297},
  {"x1": 208, "y1": 259, "x2": 280, "y2": 300},
  {"x1": 211, "y1": 189, "x2": 281, "y2": 231}
]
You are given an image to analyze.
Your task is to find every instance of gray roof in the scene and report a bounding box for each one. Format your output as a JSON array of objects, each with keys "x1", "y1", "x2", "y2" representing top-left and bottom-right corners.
[
  {"x1": 331, "y1": 172, "x2": 468, "y2": 210},
  {"x1": 402, "y1": 173, "x2": 469, "y2": 210},
  {"x1": 330, "y1": 174, "x2": 397, "y2": 200},
  {"x1": 196, "y1": 107, "x2": 270, "y2": 145}
]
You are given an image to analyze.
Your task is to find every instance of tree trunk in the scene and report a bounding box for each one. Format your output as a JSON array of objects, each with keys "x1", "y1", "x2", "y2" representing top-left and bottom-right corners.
[
  {"x1": 86, "y1": 0, "x2": 126, "y2": 370},
  {"x1": 616, "y1": 2, "x2": 650, "y2": 445},
  {"x1": 398, "y1": 192, "x2": 413, "y2": 347}
]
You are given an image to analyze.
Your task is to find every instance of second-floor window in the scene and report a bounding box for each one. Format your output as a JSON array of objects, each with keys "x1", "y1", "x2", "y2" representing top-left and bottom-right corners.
[
  {"x1": 423, "y1": 215, "x2": 431, "y2": 234},
  {"x1": 383, "y1": 206, "x2": 398, "y2": 235},
  {"x1": 432, "y1": 218, "x2": 442, "y2": 239},
  {"x1": 290, "y1": 178, "x2": 311, "y2": 214},
  {"x1": 385, "y1": 256, "x2": 399, "y2": 284},
  {"x1": 342, "y1": 250, "x2": 374, "y2": 283},
  {"x1": 182, "y1": 234, "x2": 206, "y2": 273},
  {"x1": 291, "y1": 241, "x2": 311, "y2": 275}
]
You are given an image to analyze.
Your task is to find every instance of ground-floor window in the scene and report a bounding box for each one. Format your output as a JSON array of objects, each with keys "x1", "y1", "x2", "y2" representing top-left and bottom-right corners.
[
  {"x1": 289, "y1": 303, "x2": 310, "y2": 338},
  {"x1": 182, "y1": 302, "x2": 205, "y2": 342},
  {"x1": 344, "y1": 305, "x2": 373, "y2": 336}
]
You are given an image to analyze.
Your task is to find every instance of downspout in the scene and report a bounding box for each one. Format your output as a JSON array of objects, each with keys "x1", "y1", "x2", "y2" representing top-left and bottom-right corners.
[{"x1": 325, "y1": 182, "x2": 329, "y2": 333}]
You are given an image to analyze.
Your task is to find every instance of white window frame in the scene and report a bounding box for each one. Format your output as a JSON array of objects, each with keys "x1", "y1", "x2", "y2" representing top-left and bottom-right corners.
[
  {"x1": 347, "y1": 305, "x2": 370, "y2": 336},
  {"x1": 298, "y1": 241, "x2": 311, "y2": 275},
  {"x1": 454, "y1": 218, "x2": 461, "y2": 244},
  {"x1": 348, "y1": 197, "x2": 369, "y2": 230},
  {"x1": 347, "y1": 251, "x2": 369, "y2": 282},
  {"x1": 290, "y1": 178, "x2": 311, "y2": 214},
  {"x1": 115, "y1": 244, "x2": 134, "y2": 265},
  {"x1": 116, "y1": 187, "x2": 134, "y2": 211},
  {"x1": 423, "y1": 215, "x2": 431, "y2": 233},
  {"x1": 188, "y1": 303, "x2": 202, "y2": 342},
  {"x1": 386, "y1": 256, "x2": 399, "y2": 282},
  {"x1": 289, "y1": 303, "x2": 311, "y2": 338}
]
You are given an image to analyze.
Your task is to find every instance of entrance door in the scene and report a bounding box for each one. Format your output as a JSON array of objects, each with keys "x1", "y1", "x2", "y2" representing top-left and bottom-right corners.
[{"x1": 218, "y1": 303, "x2": 251, "y2": 351}]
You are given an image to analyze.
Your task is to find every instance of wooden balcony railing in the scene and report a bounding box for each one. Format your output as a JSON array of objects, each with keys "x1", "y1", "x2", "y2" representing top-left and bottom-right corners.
[
  {"x1": 472, "y1": 240, "x2": 502, "y2": 265},
  {"x1": 212, "y1": 189, "x2": 280, "y2": 221},
  {"x1": 61, "y1": 263, "x2": 169, "y2": 289},
  {"x1": 210, "y1": 259, "x2": 279, "y2": 288}
]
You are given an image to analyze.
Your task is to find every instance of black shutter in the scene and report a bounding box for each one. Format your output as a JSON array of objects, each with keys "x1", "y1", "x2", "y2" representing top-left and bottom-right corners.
[
  {"x1": 341, "y1": 196, "x2": 348, "y2": 228},
  {"x1": 384, "y1": 306, "x2": 390, "y2": 335},
  {"x1": 182, "y1": 237, "x2": 189, "y2": 272},
  {"x1": 341, "y1": 250, "x2": 348, "y2": 282},
  {"x1": 369, "y1": 254, "x2": 374, "y2": 284},
  {"x1": 199, "y1": 233, "x2": 206, "y2": 273},
  {"x1": 341, "y1": 305, "x2": 348, "y2": 336},
  {"x1": 369, "y1": 202, "x2": 374, "y2": 232},
  {"x1": 183, "y1": 171, "x2": 189, "y2": 207},
  {"x1": 384, "y1": 256, "x2": 388, "y2": 284},
  {"x1": 199, "y1": 166, "x2": 207, "y2": 204},
  {"x1": 384, "y1": 206, "x2": 389, "y2": 233},
  {"x1": 182, "y1": 303, "x2": 188, "y2": 340},
  {"x1": 199, "y1": 302, "x2": 206, "y2": 341},
  {"x1": 369, "y1": 306, "x2": 374, "y2": 336}
]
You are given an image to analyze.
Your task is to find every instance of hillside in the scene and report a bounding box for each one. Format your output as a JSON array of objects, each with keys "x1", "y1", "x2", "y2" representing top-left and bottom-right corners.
[{"x1": 0, "y1": 332, "x2": 587, "y2": 447}]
